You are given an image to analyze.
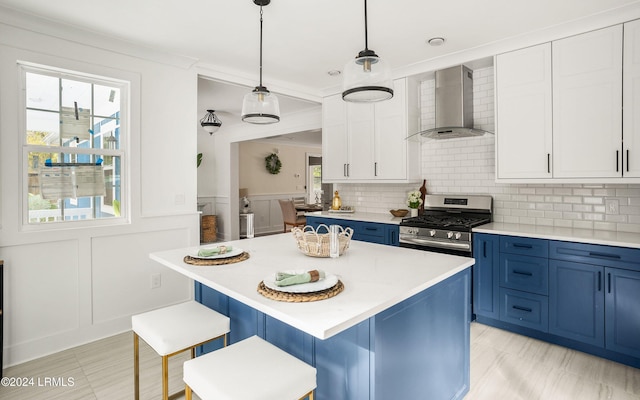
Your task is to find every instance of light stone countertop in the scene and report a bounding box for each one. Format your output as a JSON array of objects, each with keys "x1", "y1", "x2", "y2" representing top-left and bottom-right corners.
[
  {"x1": 474, "y1": 222, "x2": 640, "y2": 249},
  {"x1": 150, "y1": 233, "x2": 473, "y2": 340},
  {"x1": 304, "y1": 211, "x2": 405, "y2": 225}
]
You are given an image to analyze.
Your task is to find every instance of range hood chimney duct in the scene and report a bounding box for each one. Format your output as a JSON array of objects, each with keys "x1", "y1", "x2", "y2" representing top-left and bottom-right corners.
[{"x1": 417, "y1": 65, "x2": 493, "y2": 139}]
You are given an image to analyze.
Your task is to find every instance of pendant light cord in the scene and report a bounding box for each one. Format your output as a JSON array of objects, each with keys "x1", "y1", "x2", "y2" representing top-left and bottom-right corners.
[
  {"x1": 363, "y1": 0, "x2": 369, "y2": 51},
  {"x1": 259, "y1": 4, "x2": 264, "y2": 87}
]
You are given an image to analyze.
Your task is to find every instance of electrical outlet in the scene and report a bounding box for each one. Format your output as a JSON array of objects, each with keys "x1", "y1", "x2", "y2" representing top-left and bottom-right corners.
[
  {"x1": 151, "y1": 273, "x2": 161, "y2": 289},
  {"x1": 605, "y1": 199, "x2": 619, "y2": 215}
]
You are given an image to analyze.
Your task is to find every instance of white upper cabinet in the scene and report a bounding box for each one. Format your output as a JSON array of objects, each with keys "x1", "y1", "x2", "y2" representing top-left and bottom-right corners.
[
  {"x1": 495, "y1": 23, "x2": 640, "y2": 183},
  {"x1": 624, "y1": 19, "x2": 640, "y2": 178},
  {"x1": 552, "y1": 25, "x2": 623, "y2": 179},
  {"x1": 321, "y1": 78, "x2": 420, "y2": 183},
  {"x1": 374, "y1": 79, "x2": 421, "y2": 181},
  {"x1": 496, "y1": 43, "x2": 553, "y2": 179},
  {"x1": 322, "y1": 94, "x2": 349, "y2": 181},
  {"x1": 346, "y1": 102, "x2": 375, "y2": 180}
]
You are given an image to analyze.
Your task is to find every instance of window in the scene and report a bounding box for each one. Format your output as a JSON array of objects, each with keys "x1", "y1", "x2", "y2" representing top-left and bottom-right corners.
[{"x1": 21, "y1": 63, "x2": 127, "y2": 225}]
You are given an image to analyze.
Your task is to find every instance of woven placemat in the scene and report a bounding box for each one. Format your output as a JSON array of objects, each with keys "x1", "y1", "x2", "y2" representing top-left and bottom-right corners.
[
  {"x1": 257, "y1": 280, "x2": 344, "y2": 302},
  {"x1": 183, "y1": 252, "x2": 250, "y2": 266}
]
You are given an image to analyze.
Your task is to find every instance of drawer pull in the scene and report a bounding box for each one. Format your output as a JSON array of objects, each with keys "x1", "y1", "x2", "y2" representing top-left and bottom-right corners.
[
  {"x1": 364, "y1": 227, "x2": 378, "y2": 231},
  {"x1": 513, "y1": 305, "x2": 532, "y2": 313},
  {"x1": 588, "y1": 251, "x2": 621, "y2": 259},
  {"x1": 512, "y1": 243, "x2": 533, "y2": 249},
  {"x1": 513, "y1": 270, "x2": 533, "y2": 277}
]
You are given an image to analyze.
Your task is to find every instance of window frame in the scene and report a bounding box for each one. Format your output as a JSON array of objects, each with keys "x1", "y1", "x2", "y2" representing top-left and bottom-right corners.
[{"x1": 19, "y1": 62, "x2": 130, "y2": 230}]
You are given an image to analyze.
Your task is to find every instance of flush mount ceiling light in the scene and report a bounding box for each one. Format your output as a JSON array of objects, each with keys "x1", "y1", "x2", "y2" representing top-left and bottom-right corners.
[
  {"x1": 241, "y1": 0, "x2": 280, "y2": 124},
  {"x1": 427, "y1": 37, "x2": 445, "y2": 46},
  {"x1": 342, "y1": 0, "x2": 393, "y2": 103},
  {"x1": 200, "y1": 109, "x2": 222, "y2": 134}
]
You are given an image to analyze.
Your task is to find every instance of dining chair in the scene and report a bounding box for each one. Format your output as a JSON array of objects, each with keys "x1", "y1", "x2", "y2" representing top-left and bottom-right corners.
[
  {"x1": 278, "y1": 199, "x2": 306, "y2": 232},
  {"x1": 292, "y1": 196, "x2": 306, "y2": 217}
]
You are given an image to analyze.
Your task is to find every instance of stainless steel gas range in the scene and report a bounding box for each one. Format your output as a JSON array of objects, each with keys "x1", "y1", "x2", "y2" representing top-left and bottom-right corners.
[{"x1": 399, "y1": 194, "x2": 492, "y2": 256}]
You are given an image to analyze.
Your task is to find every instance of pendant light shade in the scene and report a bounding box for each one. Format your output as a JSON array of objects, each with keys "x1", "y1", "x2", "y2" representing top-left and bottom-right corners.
[
  {"x1": 242, "y1": 0, "x2": 280, "y2": 124},
  {"x1": 242, "y1": 86, "x2": 280, "y2": 124},
  {"x1": 342, "y1": 0, "x2": 394, "y2": 103},
  {"x1": 200, "y1": 109, "x2": 222, "y2": 134}
]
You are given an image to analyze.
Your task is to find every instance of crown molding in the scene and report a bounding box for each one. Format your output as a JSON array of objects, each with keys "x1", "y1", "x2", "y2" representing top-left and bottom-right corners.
[{"x1": 0, "y1": 5, "x2": 198, "y2": 69}]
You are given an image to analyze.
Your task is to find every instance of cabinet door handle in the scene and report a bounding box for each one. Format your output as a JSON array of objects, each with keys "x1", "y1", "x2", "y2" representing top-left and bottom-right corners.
[
  {"x1": 512, "y1": 243, "x2": 533, "y2": 249},
  {"x1": 374, "y1": 162, "x2": 378, "y2": 177},
  {"x1": 347, "y1": 163, "x2": 350, "y2": 177},
  {"x1": 627, "y1": 149, "x2": 630, "y2": 172},
  {"x1": 589, "y1": 251, "x2": 621, "y2": 259},
  {"x1": 343, "y1": 164, "x2": 347, "y2": 177},
  {"x1": 483, "y1": 241, "x2": 487, "y2": 258},
  {"x1": 547, "y1": 153, "x2": 551, "y2": 174},
  {"x1": 513, "y1": 270, "x2": 533, "y2": 277},
  {"x1": 598, "y1": 271, "x2": 602, "y2": 292},
  {"x1": 513, "y1": 305, "x2": 532, "y2": 313},
  {"x1": 608, "y1": 272, "x2": 612, "y2": 294},
  {"x1": 616, "y1": 150, "x2": 619, "y2": 172}
]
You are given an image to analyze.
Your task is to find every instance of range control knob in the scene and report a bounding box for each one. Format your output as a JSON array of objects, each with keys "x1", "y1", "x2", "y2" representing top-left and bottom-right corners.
[
  {"x1": 447, "y1": 231, "x2": 454, "y2": 239},
  {"x1": 454, "y1": 232, "x2": 462, "y2": 240},
  {"x1": 429, "y1": 230, "x2": 436, "y2": 237}
]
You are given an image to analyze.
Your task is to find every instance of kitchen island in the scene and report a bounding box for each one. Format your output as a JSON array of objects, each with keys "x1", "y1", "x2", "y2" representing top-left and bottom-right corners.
[{"x1": 150, "y1": 233, "x2": 475, "y2": 400}]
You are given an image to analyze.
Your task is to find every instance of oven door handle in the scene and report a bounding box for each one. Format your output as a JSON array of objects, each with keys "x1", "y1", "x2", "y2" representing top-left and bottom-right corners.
[{"x1": 399, "y1": 236, "x2": 471, "y2": 250}]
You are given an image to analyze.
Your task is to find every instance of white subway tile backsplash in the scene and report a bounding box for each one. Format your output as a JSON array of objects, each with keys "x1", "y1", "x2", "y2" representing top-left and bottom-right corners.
[
  {"x1": 617, "y1": 223, "x2": 640, "y2": 233},
  {"x1": 333, "y1": 66, "x2": 640, "y2": 233},
  {"x1": 573, "y1": 220, "x2": 594, "y2": 229}
]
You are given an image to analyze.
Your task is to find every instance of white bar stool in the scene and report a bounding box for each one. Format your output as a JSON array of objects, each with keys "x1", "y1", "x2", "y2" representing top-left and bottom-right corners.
[
  {"x1": 132, "y1": 301, "x2": 230, "y2": 400},
  {"x1": 183, "y1": 335, "x2": 317, "y2": 400}
]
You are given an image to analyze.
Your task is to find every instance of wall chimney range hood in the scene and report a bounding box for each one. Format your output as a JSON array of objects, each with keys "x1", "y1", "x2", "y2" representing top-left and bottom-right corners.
[{"x1": 415, "y1": 65, "x2": 493, "y2": 140}]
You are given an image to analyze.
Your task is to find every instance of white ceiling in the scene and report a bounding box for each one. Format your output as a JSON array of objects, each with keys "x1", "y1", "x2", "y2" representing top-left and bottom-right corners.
[
  {"x1": 3, "y1": 0, "x2": 639, "y2": 94},
  {"x1": 2, "y1": 0, "x2": 640, "y2": 143}
]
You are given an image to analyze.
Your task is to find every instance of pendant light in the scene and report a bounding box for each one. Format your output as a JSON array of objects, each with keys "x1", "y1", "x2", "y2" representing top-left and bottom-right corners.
[
  {"x1": 200, "y1": 109, "x2": 222, "y2": 134},
  {"x1": 241, "y1": 0, "x2": 280, "y2": 124},
  {"x1": 342, "y1": 0, "x2": 393, "y2": 103}
]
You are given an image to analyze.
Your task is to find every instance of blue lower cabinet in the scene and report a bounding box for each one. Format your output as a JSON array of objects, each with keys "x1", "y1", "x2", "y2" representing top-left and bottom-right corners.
[
  {"x1": 195, "y1": 269, "x2": 471, "y2": 400},
  {"x1": 474, "y1": 234, "x2": 640, "y2": 368},
  {"x1": 373, "y1": 269, "x2": 470, "y2": 400},
  {"x1": 606, "y1": 268, "x2": 640, "y2": 358},
  {"x1": 228, "y1": 297, "x2": 262, "y2": 343},
  {"x1": 500, "y1": 236, "x2": 549, "y2": 257},
  {"x1": 306, "y1": 216, "x2": 399, "y2": 246},
  {"x1": 499, "y1": 288, "x2": 549, "y2": 332},
  {"x1": 473, "y1": 233, "x2": 500, "y2": 319},
  {"x1": 386, "y1": 225, "x2": 399, "y2": 246},
  {"x1": 549, "y1": 260, "x2": 604, "y2": 347},
  {"x1": 499, "y1": 253, "x2": 549, "y2": 295},
  {"x1": 194, "y1": 283, "x2": 228, "y2": 355},
  {"x1": 264, "y1": 315, "x2": 314, "y2": 365},
  {"x1": 315, "y1": 321, "x2": 371, "y2": 400}
]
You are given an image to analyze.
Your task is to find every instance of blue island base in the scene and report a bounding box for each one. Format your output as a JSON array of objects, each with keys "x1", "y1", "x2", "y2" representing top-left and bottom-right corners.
[{"x1": 196, "y1": 268, "x2": 471, "y2": 400}]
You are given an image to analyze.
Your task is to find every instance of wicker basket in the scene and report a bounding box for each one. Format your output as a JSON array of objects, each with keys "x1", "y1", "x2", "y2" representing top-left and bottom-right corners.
[
  {"x1": 201, "y1": 215, "x2": 217, "y2": 243},
  {"x1": 292, "y1": 224, "x2": 354, "y2": 257}
]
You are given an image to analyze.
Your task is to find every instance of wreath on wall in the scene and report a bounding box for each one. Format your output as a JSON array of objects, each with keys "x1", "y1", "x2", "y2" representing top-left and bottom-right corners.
[{"x1": 265, "y1": 153, "x2": 282, "y2": 174}]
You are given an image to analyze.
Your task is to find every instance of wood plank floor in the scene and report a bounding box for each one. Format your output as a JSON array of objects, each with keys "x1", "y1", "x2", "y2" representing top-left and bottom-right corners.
[{"x1": 0, "y1": 322, "x2": 638, "y2": 399}]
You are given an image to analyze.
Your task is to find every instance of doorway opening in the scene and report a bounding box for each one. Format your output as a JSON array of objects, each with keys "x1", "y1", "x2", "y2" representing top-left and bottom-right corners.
[{"x1": 306, "y1": 153, "x2": 322, "y2": 204}]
